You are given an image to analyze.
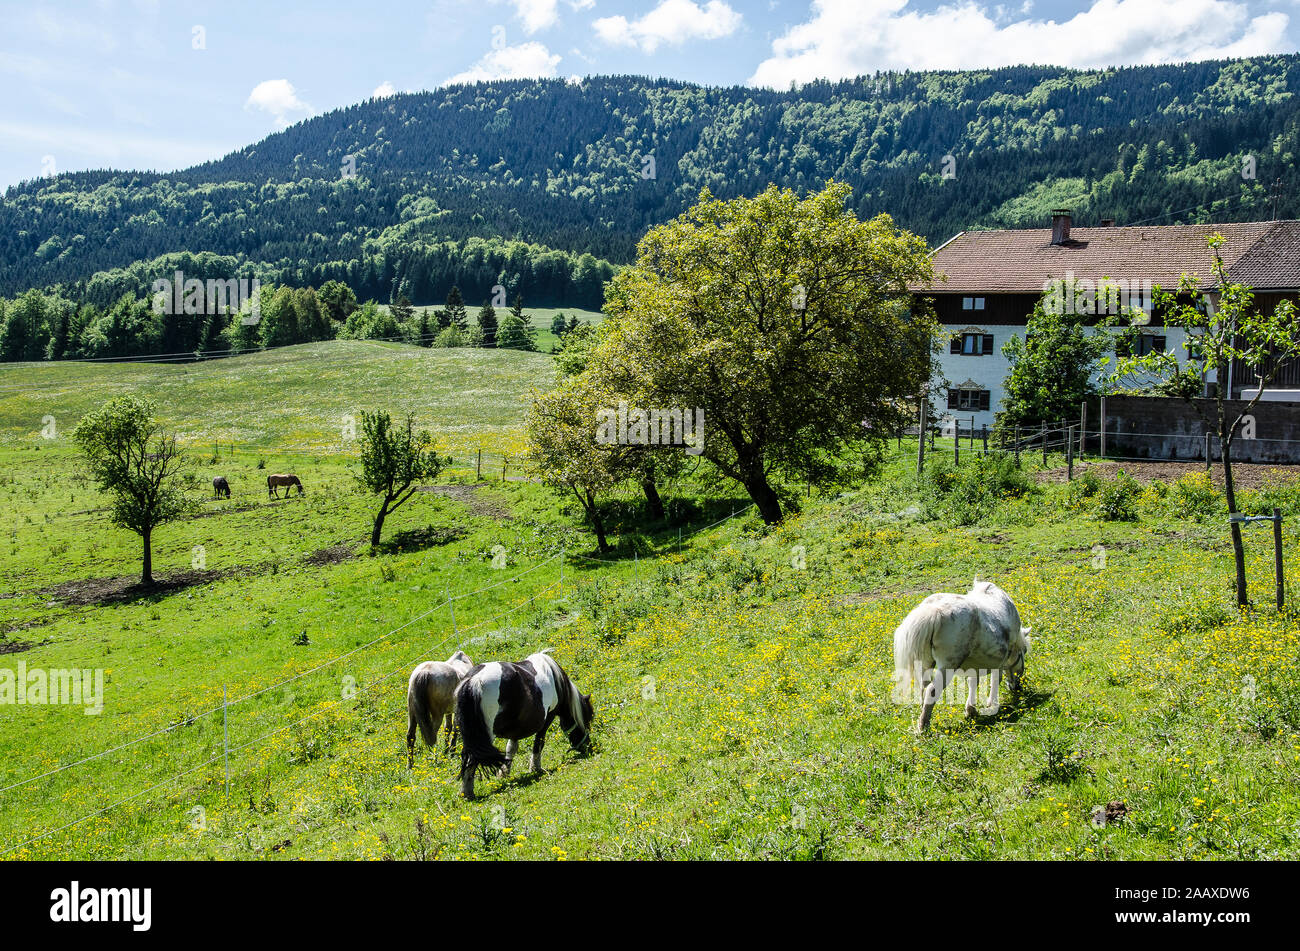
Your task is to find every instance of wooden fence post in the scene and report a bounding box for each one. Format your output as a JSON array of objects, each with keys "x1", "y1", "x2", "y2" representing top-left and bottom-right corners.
[
  {"x1": 1205, "y1": 433, "x2": 1212, "y2": 471},
  {"x1": 1067, "y1": 426, "x2": 1075, "y2": 481},
  {"x1": 1099, "y1": 397, "x2": 1107, "y2": 459},
  {"x1": 1014, "y1": 424, "x2": 1020, "y2": 466},
  {"x1": 1041, "y1": 421, "x2": 1048, "y2": 466},
  {"x1": 476, "y1": 448, "x2": 482, "y2": 480},
  {"x1": 916, "y1": 392, "x2": 927, "y2": 476},
  {"x1": 1275, "y1": 508, "x2": 1285, "y2": 610},
  {"x1": 1079, "y1": 401, "x2": 1087, "y2": 456}
]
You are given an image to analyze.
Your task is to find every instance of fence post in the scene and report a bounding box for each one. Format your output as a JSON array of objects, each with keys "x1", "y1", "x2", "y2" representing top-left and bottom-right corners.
[
  {"x1": 502, "y1": 456, "x2": 508, "y2": 481},
  {"x1": 1205, "y1": 433, "x2": 1212, "y2": 471},
  {"x1": 1067, "y1": 426, "x2": 1075, "y2": 481},
  {"x1": 1099, "y1": 397, "x2": 1107, "y2": 459},
  {"x1": 560, "y1": 545, "x2": 565, "y2": 588},
  {"x1": 1014, "y1": 424, "x2": 1020, "y2": 466},
  {"x1": 476, "y1": 448, "x2": 482, "y2": 480},
  {"x1": 1041, "y1": 421, "x2": 1048, "y2": 466},
  {"x1": 981, "y1": 425, "x2": 988, "y2": 454},
  {"x1": 970, "y1": 416, "x2": 976, "y2": 448},
  {"x1": 916, "y1": 391, "x2": 927, "y2": 476},
  {"x1": 1275, "y1": 508, "x2": 1285, "y2": 610},
  {"x1": 953, "y1": 431, "x2": 959, "y2": 466},
  {"x1": 1079, "y1": 402, "x2": 1087, "y2": 457},
  {"x1": 223, "y1": 685, "x2": 230, "y2": 805}
]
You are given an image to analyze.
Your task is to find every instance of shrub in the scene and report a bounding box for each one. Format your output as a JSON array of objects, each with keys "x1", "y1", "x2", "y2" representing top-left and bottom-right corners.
[
  {"x1": 920, "y1": 452, "x2": 1033, "y2": 525},
  {"x1": 1064, "y1": 469, "x2": 1103, "y2": 509},
  {"x1": 1166, "y1": 472, "x2": 1222, "y2": 520},
  {"x1": 1095, "y1": 469, "x2": 1142, "y2": 521}
]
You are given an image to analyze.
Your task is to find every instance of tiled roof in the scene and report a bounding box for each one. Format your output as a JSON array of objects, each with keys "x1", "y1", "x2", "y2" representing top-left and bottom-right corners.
[
  {"x1": 918, "y1": 220, "x2": 1300, "y2": 294},
  {"x1": 1228, "y1": 220, "x2": 1300, "y2": 289}
]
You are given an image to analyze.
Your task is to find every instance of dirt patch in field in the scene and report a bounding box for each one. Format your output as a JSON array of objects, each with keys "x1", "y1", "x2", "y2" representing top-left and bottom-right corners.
[
  {"x1": 302, "y1": 544, "x2": 357, "y2": 566},
  {"x1": 0, "y1": 637, "x2": 43, "y2": 654},
  {"x1": 39, "y1": 568, "x2": 235, "y2": 606},
  {"x1": 418, "y1": 483, "x2": 512, "y2": 520},
  {"x1": 1037, "y1": 459, "x2": 1300, "y2": 490}
]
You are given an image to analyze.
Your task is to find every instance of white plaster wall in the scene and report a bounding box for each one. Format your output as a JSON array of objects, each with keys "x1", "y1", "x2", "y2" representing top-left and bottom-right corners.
[{"x1": 931, "y1": 323, "x2": 1196, "y2": 431}]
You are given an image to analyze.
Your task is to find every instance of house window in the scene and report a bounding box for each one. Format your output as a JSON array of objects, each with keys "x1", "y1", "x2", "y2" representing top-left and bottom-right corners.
[
  {"x1": 1117, "y1": 334, "x2": 1167, "y2": 357},
  {"x1": 947, "y1": 388, "x2": 991, "y2": 411},
  {"x1": 951, "y1": 332, "x2": 995, "y2": 355},
  {"x1": 961, "y1": 297, "x2": 985, "y2": 311}
]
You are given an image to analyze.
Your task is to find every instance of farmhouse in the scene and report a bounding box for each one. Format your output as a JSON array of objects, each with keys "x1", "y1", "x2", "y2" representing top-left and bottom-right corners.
[{"x1": 914, "y1": 211, "x2": 1300, "y2": 429}]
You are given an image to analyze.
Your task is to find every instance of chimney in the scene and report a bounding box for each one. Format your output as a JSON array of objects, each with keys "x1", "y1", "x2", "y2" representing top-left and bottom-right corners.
[
  {"x1": 1100, "y1": 218, "x2": 1115, "y2": 227},
  {"x1": 1050, "y1": 209, "x2": 1072, "y2": 244}
]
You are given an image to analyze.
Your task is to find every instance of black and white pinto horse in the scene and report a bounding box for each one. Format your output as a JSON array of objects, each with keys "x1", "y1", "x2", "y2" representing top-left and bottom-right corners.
[{"x1": 454, "y1": 649, "x2": 593, "y2": 799}]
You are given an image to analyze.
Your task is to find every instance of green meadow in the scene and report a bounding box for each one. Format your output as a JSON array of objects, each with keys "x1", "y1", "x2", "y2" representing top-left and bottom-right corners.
[{"x1": 1, "y1": 342, "x2": 1299, "y2": 860}]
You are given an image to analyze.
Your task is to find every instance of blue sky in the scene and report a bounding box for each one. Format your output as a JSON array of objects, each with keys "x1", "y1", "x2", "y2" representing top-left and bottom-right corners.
[{"x1": 3, "y1": 0, "x2": 1299, "y2": 189}]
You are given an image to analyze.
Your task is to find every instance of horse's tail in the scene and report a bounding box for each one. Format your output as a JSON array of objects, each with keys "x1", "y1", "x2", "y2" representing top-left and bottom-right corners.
[
  {"x1": 893, "y1": 601, "x2": 940, "y2": 682},
  {"x1": 455, "y1": 679, "x2": 505, "y2": 781},
  {"x1": 407, "y1": 669, "x2": 440, "y2": 748}
]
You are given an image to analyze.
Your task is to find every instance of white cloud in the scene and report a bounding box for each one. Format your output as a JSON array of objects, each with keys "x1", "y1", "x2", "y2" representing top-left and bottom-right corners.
[
  {"x1": 372, "y1": 81, "x2": 397, "y2": 98},
  {"x1": 594, "y1": 0, "x2": 742, "y2": 53},
  {"x1": 749, "y1": 0, "x2": 1291, "y2": 88},
  {"x1": 444, "y1": 41, "x2": 562, "y2": 85},
  {"x1": 568, "y1": 0, "x2": 596, "y2": 9},
  {"x1": 509, "y1": 0, "x2": 560, "y2": 33},
  {"x1": 244, "y1": 79, "x2": 313, "y2": 127}
]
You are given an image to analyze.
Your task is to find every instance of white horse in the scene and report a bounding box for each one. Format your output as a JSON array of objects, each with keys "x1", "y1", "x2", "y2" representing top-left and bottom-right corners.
[
  {"x1": 406, "y1": 650, "x2": 474, "y2": 766},
  {"x1": 893, "y1": 579, "x2": 1031, "y2": 732}
]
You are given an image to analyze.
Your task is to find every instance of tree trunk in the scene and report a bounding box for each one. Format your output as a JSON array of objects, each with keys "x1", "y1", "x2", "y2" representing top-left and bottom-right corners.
[
  {"x1": 141, "y1": 526, "x2": 153, "y2": 585},
  {"x1": 371, "y1": 499, "x2": 390, "y2": 548},
  {"x1": 744, "y1": 473, "x2": 784, "y2": 524},
  {"x1": 584, "y1": 492, "x2": 611, "y2": 553},
  {"x1": 641, "y1": 479, "x2": 665, "y2": 521},
  {"x1": 1221, "y1": 432, "x2": 1248, "y2": 606}
]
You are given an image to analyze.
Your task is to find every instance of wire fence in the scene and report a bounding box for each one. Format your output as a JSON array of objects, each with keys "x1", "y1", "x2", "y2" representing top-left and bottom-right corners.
[{"x1": 0, "y1": 502, "x2": 757, "y2": 858}]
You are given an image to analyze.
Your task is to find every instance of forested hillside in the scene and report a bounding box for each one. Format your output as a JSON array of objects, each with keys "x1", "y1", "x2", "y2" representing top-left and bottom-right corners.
[{"x1": 3, "y1": 56, "x2": 1300, "y2": 306}]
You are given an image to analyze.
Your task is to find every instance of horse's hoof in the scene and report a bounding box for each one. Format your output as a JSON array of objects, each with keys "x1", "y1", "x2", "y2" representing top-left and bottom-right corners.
[
  {"x1": 979, "y1": 705, "x2": 1001, "y2": 717},
  {"x1": 964, "y1": 704, "x2": 978, "y2": 719}
]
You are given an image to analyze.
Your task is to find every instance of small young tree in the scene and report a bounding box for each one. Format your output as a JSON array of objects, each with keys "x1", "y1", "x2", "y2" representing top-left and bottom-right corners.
[
  {"x1": 1116, "y1": 235, "x2": 1300, "y2": 605},
  {"x1": 72, "y1": 396, "x2": 192, "y2": 585},
  {"x1": 995, "y1": 284, "x2": 1115, "y2": 438},
  {"x1": 525, "y1": 380, "x2": 620, "y2": 552},
  {"x1": 444, "y1": 286, "x2": 468, "y2": 331},
  {"x1": 476, "y1": 301, "x2": 498, "y2": 347},
  {"x1": 550, "y1": 311, "x2": 568, "y2": 339},
  {"x1": 390, "y1": 294, "x2": 416, "y2": 327},
  {"x1": 357, "y1": 411, "x2": 444, "y2": 548}
]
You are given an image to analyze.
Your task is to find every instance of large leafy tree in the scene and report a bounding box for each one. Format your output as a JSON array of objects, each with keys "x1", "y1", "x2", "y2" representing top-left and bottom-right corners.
[
  {"x1": 357, "y1": 411, "x2": 444, "y2": 548},
  {"x1": 600, "y1": 182, "x2": 936, "y2": 523},
  {"x1": 73, "y1": 397, "x2": 192, "y2": 585},
  {"x1": 1116, "y1": 235, "x2": 1300, "y2": 606}
]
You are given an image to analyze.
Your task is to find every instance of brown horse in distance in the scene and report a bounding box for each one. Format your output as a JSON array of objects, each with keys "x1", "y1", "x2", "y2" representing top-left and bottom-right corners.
[{"x1": 267, "y1": 474, "x2": 304, "y2": 499}]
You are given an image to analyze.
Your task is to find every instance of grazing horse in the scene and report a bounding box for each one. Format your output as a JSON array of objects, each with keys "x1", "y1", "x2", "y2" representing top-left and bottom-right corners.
[
  {"x1": 406, "y1": 650, "x2": 474, "y2": 767},
  {"x1": 213, "y1": 476, "x2": 231, "y2": 499},
  {"x1": 454, "y1": 649, "x2": 593, "y2": 799},
  {"x1": 266, "y1": 473, "x2": 304, "y2": 499},
  {"x1": 893, "y1": 578, "x2": 1032, "y2": 733}
]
